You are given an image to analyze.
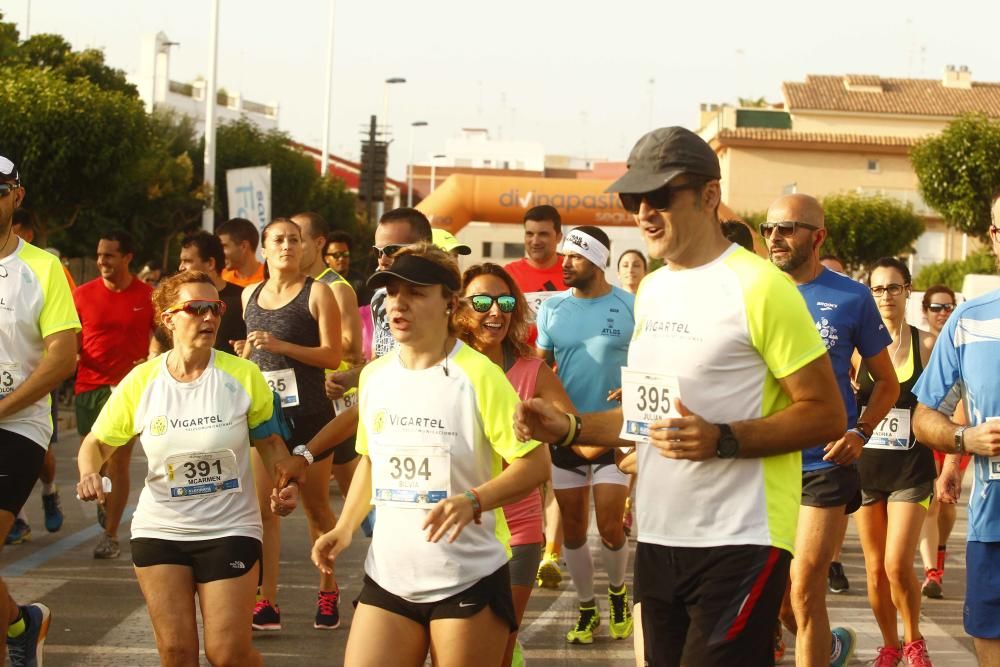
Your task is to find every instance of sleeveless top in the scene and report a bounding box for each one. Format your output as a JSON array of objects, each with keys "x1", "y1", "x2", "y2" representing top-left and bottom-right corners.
[
  {"x1": 503, "y1": 355, "x2": 544, "y2": 547},
  {"x1": 245, "y1": 277, "x2": 332, "y2": 419},
  {"x1": 317, "y1": 267, "x2": 353, "y2": 292},
  {"x1": 856, "y1": 325, "x2": 936, "y2": 493}
]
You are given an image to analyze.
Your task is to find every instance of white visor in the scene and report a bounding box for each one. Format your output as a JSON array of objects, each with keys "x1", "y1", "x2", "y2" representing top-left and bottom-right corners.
[{"x1": 560, "y1": 229, "x2": 609, "y2": 268}]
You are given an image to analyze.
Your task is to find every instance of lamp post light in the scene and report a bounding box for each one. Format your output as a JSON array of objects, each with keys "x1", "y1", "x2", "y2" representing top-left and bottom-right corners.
[
  {"x1": 430, "y1": 154, "x2": 446, "y2": 193},
  {"x1": 407, "y1": 121, "x2": 428, "y2": 207}
]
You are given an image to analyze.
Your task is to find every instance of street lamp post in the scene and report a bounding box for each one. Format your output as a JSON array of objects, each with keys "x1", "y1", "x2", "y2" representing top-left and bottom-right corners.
[
  {"x1": 381, "y1": 77, "x2": 406, "y2": 134},
  {"x1": 320, "y1": 0, "x2": 336, "y2": 177},
  {"x1": 430, "y1": 154, "x2": 446, "y2": 193},
  {"x1": 407, "y1": 121, "x2": 428, "y2": 207},
  {"x1": 202, "y1": 0, "x2": 221, "y2": 232}
]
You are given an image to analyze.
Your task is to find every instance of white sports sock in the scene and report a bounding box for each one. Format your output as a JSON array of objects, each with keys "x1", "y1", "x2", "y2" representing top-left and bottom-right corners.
[
  {"x1": 42, "y1": 481, "x2": 57, "y2": 495},
  {"x1": 563, "y1": 542, "x2": 595, "y2": 604},
  {"x1": 601, "y1": 541, "x2": 628, "y2": 591}
]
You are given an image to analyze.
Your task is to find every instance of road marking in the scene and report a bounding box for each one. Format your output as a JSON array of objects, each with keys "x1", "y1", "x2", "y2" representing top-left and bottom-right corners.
[{"x1": 0, "y1": 506, "x2": 135, "y2": 578}]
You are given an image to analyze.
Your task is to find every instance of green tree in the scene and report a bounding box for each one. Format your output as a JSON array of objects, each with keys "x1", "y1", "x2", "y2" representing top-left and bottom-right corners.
[
  {"x1": 911, "y1": 113, "x2": 1000, "y2": 241},
  {"x1": 821, "y1": 193, "x2": 925, "y2": 273},
  {"x1": 0, "y1": 65, "x2": 149, "y2": 255},
  {"x1": 211, "y1": 118, "x2": 358, "y2": 232},
  {"x1": 914, "y1": 250, "x2": 998, "y2": 291}
]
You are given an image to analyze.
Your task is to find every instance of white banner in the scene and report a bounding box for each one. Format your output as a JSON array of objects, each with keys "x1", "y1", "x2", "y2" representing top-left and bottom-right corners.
[{"x1": 226, "y1": 166, "x2": 271, "y2": 258}]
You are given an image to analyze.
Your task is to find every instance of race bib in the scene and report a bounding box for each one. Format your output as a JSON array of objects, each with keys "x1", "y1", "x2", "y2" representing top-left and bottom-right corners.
[
  {"x1": 164, "y1": 449, "x2": 240, "y2": 501},
  {"x1": 0, "y1": 362, "x2": 22, "y2": 399},
  {"x1": 525, "y1": 291, "x2": 559, "y2": 314},
  {"x1": 988, "y1": 417, "x2": 1000, "y2": 481},
  {"x1": 333, "y1": 388, "x2": 358, "y2": 415},
  {"x1": 865, "y1": 407, "x2": 912, "y2": 450},
  {"x1": 262, "y1": 368, "x2": 300, "y2": 407},
  {"x1": 619, "y1": 368, "x2": 681, "y2": 443},
  {"x1": 371, "y1": 445, "x2": 450, "y2": 508}
]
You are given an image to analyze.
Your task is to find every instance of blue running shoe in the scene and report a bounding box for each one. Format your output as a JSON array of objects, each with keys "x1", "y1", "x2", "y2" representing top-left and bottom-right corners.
[
  {"x1": 5, "y1": 518, "x2": 31, "y2": 545},
  {"x1": 7, "y1": 603, "x2": 51, "y2": 667},
  {"x1": 830, "y1": 626, "x2": 857, "y2": 667},
  {"x1": 42, "y1": 490, "x2": 63, "y2": 533}
]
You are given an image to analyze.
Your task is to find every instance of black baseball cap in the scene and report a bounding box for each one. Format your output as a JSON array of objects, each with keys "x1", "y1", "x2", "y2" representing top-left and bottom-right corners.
[
  {"x1": 0, "y1": 156, "x2": 20, "y2": 184},
  {"x1": 606, "y1": 127, "x2": 720, "y2": 194},
  {"x1": 366, "y1": 254, "x2": 460, "y2": 291}
]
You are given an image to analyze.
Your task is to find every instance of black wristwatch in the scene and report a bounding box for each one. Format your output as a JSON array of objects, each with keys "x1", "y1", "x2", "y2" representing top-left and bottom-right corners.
[{"x1": 715, "y1": 423, "x2": 740, "y2": 459}]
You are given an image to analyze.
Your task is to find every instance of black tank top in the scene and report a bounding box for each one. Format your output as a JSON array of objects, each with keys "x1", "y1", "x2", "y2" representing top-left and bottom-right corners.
[
  {"x1": 245, "y1": 277, "x2": 332, "y2": 419},
  {"x1": 856, "y1": 325, "x2": 935, "y2": 491}
]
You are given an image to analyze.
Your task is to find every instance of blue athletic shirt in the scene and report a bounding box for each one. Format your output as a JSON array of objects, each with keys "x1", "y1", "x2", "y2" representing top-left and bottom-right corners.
[
  {"x1": 798, "y1": 268, "x2": 890, "y2": 471},
  {"x1": 914, "y1": 288, "x2": 1000, "y2": 543},
  {"x1": 535, "y1": 286, "x2": 635, "y2": 414}
]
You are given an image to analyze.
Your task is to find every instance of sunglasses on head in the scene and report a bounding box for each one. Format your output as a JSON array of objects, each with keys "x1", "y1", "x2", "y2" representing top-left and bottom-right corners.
[
  {"x1": 618, "y1": 181, "x2": 705, "y2": 215},
  {"x1": 927, "y1": 303, "x2": 956, "y2": 313},
  {"x1": 467, "y1": 294, "x2": 516, "y2": 313},
  {"x1": 166, "y1": 299, "x2": 227, "y2": 317},
  {"x1": 759, "y1": 221, "x2": 820, "y2": 237},
  {"x1": 325, "y1": 251, "x2": 350, "y2": 259},
  {"x1": 870, "y1": 284, "x2": 907, "y2": 298},
  {"x1": 372, "y1": 244, "x2": 412, "y2": 259}
]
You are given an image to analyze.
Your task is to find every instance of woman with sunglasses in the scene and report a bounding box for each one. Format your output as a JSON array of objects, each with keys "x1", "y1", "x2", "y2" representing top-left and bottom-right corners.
[
  {"x1": 459, "y1": 262, "x2": 579, "y2": 667},
  {"x1": 311, "y1": 244, "x2": 550, "y2": 667},
  {"x1": 853, "y1": 257, "x2": 936, "y2": 666},
  {"x1": 77, "y1": 271, "x2": 300, "y2": 666},
  {"x1": 917, "y1": 284, "x2": 969, "y2": 599},
  {"x1": 241, "y1": 217, "x2": 344, "y2": 630}
]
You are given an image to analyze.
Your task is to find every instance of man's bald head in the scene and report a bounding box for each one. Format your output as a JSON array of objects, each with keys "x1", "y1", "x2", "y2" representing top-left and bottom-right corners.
[{"x1": 766, "y1": 194, "x2": 825, "y2": 229}]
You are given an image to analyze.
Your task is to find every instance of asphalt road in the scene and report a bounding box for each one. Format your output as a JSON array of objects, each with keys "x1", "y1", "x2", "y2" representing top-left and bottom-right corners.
[{"x1": 1, "y1": 427, "x2": 981, "y2": 666}]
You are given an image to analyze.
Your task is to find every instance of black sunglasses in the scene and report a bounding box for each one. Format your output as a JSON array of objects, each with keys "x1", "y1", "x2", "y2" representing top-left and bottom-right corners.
[
  {"x1": 325, "y1": 251, "x2": 350, "y2": 259},
  {"x1": 759, "y1": 221, "x2": 820, "y2": 237},
  {"x1": 166, "y1": 299, "x2": 227, "y2": 317},
  {"x1": 372, "y1": 244, "x2": 412, "y2": 259},
  {"x1": 467, "y1": 294, "x2": 516, "y2": 313},
  {"x1": 618, "y1": 181, "x2": 705, "y2": 215},
  {"x1": 0, "y1": 183, "x2": 18, "y2": 198},
  {"x1": 927, "y1": 303, "x2": 956, "y2": 313}
]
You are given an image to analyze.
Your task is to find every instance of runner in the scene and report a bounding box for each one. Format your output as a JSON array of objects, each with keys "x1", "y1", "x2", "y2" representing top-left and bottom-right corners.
[
  {"x1": 77, "y1": 270, "x2": 301, "y2": 667},
  {"x1": 853, "y1": 257, "x2": 936, "y2": 666},
  {"x1": 310, "y1": 244, "x2": 550, "y2": 667},
  {"x1": 241, "y1": 217, "x2": 343, "y2": 631},
  {"x1": 763, "y1": 194, "x2": 899, "y2": 667},
  {"x1": 515, "y1": 126, "x2": 847, "y2": 667},
  {"x1": 0, "y1": 156, "x2": 80, "y2": 667},
  {"x1": 503, "y1": 205, "x2": 567, "y2": 589},
  {"x1": 4, "y1": 210, "x2": 67, "y2": 545},
  {"x1": 459, "y1": 261, "x2": 578, "y2": 667},
  {"x1": 912, "y1": 188, "x2": 1000, "y2": 666},
  {"x1": 617, "y1": 249, "x2": 647, "y2": 295},
  {"x1": 293, "y1": 211, "x2": 365, "y2": 502},
  {"x1": 535, "y1": 225, "x2": 636, "y2": 644},
  {"x1": 137, "y1": 261, "x2": 163, "y2": 287},
  {"x1": 73, "y1": 230, "x2": 157, "y2": 559},
  {"x1": 178, "y1": 231, "x2": 247, "y2": 355},
  {"x1": 821, "y1": 255, "x2": 847, "y2": 274},
  {"x1": 217, "y1": 217, "x2": 265, "y2": 288},
  {"x1": 324, "y1": 230, "x2": 366, "y2": 298},
  {"x1": 916, "y1": 284, "x2": 967, "y2": 598}
]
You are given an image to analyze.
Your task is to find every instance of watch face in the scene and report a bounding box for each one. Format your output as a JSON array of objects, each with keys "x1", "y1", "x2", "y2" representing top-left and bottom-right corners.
[{"x1": 718, "y1": 435, "x2": 739, "y2": 458}]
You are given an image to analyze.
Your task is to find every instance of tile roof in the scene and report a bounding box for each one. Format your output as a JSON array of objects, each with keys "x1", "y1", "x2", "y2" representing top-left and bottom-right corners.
[
  {"x1": 783, "y1": 74, "x2": 1000, "y2": 118},
  {"x1": 714, "y1": 128, "x2": 921, "y2": 148}
]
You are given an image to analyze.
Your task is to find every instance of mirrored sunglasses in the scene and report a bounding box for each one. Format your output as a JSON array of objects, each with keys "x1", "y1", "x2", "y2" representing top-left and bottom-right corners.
[
  {"x1": 468, "y1": 294, "x2": 516, "y2": 313},
  {"x1": 166, "y1": 299, "x2": 227, "y2": 317}
]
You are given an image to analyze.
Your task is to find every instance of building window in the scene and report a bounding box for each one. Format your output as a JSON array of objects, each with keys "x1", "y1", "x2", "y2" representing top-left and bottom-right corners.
[
  {"x1": 482, "y1": 241, "x2": 493, "y2": 258},
  {"x1": 867, "y1": 159, "x2": 880, "y2": 173},
  {"x1": 483, "y1": 159, "x2": 492, "y2": 167},
  {"x1": 503, "y1": 243, "x2": 524, "y2": 259}
]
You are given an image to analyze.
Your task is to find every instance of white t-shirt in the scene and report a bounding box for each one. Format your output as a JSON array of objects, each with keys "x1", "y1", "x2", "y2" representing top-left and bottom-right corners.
[
  {"x1": 92, "y1": 350, "x2": 274, "y2": 541},
  {"x1": 0, "y1": 239, "x2": 80, "y2": 448},
  {"x1": 356, "y1": 340, "x2": 540, "y2": 602},
  {"x1": 630, "y1": 247, "x2": 827, "y2": 554}
]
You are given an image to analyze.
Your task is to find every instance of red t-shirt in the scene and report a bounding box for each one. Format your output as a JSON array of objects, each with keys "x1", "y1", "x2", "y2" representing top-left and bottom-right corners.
[
  {"x1": 503, "y1": 258, "x2": 567, "y2": 293},
  {"x1": 73, "y1": 277, "x2": 155, "y2": 393}
]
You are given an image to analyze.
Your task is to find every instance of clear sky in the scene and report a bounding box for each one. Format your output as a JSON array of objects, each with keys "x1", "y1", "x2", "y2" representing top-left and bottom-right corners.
[{"x1": 5, "y1": 0, "x2": 999, "y2": 179}]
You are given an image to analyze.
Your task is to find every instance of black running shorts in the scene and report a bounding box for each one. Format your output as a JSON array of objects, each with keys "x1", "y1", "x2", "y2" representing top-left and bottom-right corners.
[
  {"x1": 801, "y1": 464, "x2": 862, "y2": 514},
  {"x1": 355, "y1": 564, "x2": 517, "y2": 631},
  {"x1": 0, "y1": 428, "x2": 46, "y2": 515},
  {"x1": 131, "y1": 535, "x2": 262, "y2": 584},
  {"x1": 635, "y1": 542, "x2": 791, "y2": 667}
]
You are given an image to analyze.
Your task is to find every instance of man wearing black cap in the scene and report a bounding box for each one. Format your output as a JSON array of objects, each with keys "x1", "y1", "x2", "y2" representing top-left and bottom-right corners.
[
  {"x1": 0, "y1": 156, "x2": 80, "y2": 666},
  {"x1": 513, "y1": 127, "x2": 846, "y2": 666}
]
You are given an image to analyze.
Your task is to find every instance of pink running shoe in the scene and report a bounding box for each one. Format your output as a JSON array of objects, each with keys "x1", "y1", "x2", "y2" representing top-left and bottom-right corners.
[
  {"x1": 872, "y1": 645, "x2": 903, "y2": 667},
  {"x1": 903, "y1": 638, "x2": 933, "y2": 667}
]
